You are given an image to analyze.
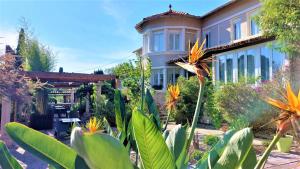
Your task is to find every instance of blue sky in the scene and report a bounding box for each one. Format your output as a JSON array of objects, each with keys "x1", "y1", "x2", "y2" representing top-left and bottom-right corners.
[{"x1": 0, "y1": 0, "x2": 228, "y2": 73}]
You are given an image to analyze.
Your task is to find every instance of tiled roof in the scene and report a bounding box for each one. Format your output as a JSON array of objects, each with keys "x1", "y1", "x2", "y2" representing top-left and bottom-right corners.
[
  {"x1": 135, "y1": 8, "x2": 201, "y2": 32},
  {"x1": 167, "y1": 35, "x2": 275, "y2": 64}
]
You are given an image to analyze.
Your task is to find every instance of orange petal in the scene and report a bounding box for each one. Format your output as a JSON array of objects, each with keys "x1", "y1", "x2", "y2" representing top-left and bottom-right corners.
[
  {"x1": 266, "y1": 97, "x2": 290, "y2": 111},
  {"x1": 287, "y1": 82, "x2": 298, "y2": 108}
]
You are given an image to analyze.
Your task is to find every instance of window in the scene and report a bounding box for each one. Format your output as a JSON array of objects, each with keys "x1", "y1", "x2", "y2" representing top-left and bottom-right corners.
[
  {"x1": 185, "y1": 30, "x2": 197, "y2": 50},
  {"x1": 260, "y1": 46, "x2": 271, "y2": 81},
  {"x1": 247, "y1": 49, "x2": 255, "y2": 78},
  {"x1": 153, "y1": 31, "x2": 164, "y2": 52},
  {"x1": 152, "y1": 69, "x2": 163, "y2": 89},
  {"x1": 215, "y1": 43, "x2": 286, "y2": 84},
  {"x1": 167, "y1": 68, "x2": 181, "y2": 84},
  {"x1": 169, "y1": 32, "x2": 180, "y2": 51},
  {"x1": 233, "y1": 20, "x2": 242, "y2": 40},
  {"x1": 226, "y1": 55, "x2": 233, "y2": 82},
  {"x1": 205, "y1": 32, "x2": 211, "y2": 48},
  {"x1": 237, "y1": 51, "x2": 245, "y2": 81},
  {"x1": 143, "y1": 34, "x2": 149, "y2": 53},
  {"x1": 272, "y1": 49, "x2": 285, "y2": 74},
  {"x1": 219, "y1": 56, "x2": 226, "y2": 82},
  {"x1": 250, "y1": 18, "x2": 260, "y2": 35}
]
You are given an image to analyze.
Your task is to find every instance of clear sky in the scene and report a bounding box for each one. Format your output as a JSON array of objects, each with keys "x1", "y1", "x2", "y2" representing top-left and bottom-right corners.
[{"x1": 0, "y1": 0, "x2": 228, "y2": 73}]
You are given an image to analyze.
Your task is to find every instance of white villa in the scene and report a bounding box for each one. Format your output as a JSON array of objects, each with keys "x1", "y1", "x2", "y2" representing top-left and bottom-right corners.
[{"x1": 134, "y1": 0, "x2": 300, "y2": 91}]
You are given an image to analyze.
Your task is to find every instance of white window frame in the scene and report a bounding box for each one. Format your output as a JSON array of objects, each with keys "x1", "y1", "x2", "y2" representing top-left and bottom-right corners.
[
  {"x1": 232, "y1": 18, "x2": 242, "y2": 41},
  {"x1": 143, "y1": 34, "x2": 149, "y2": 54},
  {"x1": 152, "y1": 30, "x2": 164, "y2": 52},
  {"x1": 168, "y1": 30, "x2": 181, "y2": 51},
  {"x1": 214, "y1": 42, "x2": 287, "y2": 84},
  {"x1": 247, "y1": 10, "x2": 261, "y2": 37}
]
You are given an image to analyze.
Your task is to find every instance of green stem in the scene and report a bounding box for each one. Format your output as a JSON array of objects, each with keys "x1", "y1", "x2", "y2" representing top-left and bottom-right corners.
[
  {"x1": 254, "y1": 132, "x2": 282, "y2": 169},
  {"x1": 163, "y1": 109, "x2": 171, "y2": 131},
  {"x1": 186, "y1": 82, "x2": 205, "y2": 150},
  {"x1": 140, "y1": 60, "x2": 145, "y2": 110}
]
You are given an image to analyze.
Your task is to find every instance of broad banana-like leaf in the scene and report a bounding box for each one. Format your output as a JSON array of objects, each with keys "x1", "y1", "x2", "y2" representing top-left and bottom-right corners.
[
  {"x1": 0, "y1": 140, "x2": 22, "y2": 169},
  {"x1": 5, "y1": 122, "x2": 88, "y2": 169},
  {"x1": 145, "y1": 89, "x2": 161, "y2": 130},
  {"x1": 197, "y1": 130, "x2": 236, "y2": 169},
  {"x1": 103, "y1": 117, "x2": 116, "y2": 137},
  {"x1": 114, "y1": 90, "x2": 126, "y2": 132},
  {"x1": 213, "y1": 128, "x2": 255, "y2": 169},
  {"x1": 241, "y1": 146, "x2": 257, "y2": 169},
  {"x1": 166, "y1": 124, "x2": 188, "y2": 169},
  {"x1": 71, "y1": 127, "x2": 133, "y2": 169},
  {"x1": 132, "y1": 108, "x2": 175, "y2": 169}
]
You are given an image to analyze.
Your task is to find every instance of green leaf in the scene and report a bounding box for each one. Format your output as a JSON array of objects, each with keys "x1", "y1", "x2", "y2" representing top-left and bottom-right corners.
[
  {"x1": 0, "y1": 140, "x2": 23, "y2": 169},
  {"x1": 241, "y1": 146, "x2": 257, "y2": 169},
  {"x1": 213, "y1": 128, "x2": 254, "y2": 169},
  {"x1": 5, "y1": 122, "x2": 88, "y2": 169},
  {"x1": 145, "y1": 89, "x2": 161, "y2": 130},
  {"x1": 103, "y1": 117, "x2": 116, "y2": 137},
  {"x1": 71, "y1": 127, "x2": 133, "y2": 169},
  {"x1": 132, "y1": 108, "x2": 175, "y2": 169},
  {"x1": 166, "y1": 124, "x2": 188, "y2": 169},
  {"x1": 197, "y1": 130, "x2": 236, "y2": 169},
  {"x1": 114, "y1": 90, "x2": 126, "y2": 132}
]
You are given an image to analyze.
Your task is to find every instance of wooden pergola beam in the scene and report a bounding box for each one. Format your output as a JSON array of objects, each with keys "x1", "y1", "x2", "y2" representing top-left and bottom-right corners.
[{"x1": 21, "y1": 71, "x2": 116, "y2": 83}]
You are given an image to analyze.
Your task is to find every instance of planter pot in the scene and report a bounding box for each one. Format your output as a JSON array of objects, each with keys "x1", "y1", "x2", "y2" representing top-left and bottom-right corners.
[{"x1": 276, "y1": 135, "x2": 293, "y2": 153}]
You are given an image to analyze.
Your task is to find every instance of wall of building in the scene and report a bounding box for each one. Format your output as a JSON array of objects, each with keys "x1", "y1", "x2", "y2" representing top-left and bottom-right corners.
[
  {"x1": 141, "y1": 17, "x2": 201, "y2": 33},
  {"x1": 201, "y1": 0, "x2": 261, "y2": 47}
]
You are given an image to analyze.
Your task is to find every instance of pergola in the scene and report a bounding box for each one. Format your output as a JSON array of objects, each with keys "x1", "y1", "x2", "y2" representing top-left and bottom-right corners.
[{"x1": 0, "y1": 71, "x2": 119, "y2": 144}]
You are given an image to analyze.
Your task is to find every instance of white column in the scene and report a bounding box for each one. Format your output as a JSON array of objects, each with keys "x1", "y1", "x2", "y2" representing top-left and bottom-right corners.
[
  {"x1": 233, "y1": 53, "x2": 238, "y2": 83},
  {"x1": 70, "y1": 88, "x2": 75, "y2": 105},
  {"x1": 163, "y1": 68, "x2": 167, "y2": 91},
  {"x1": 96, "y1": 81, "x2": 102, "y2": 95},
  {"x1": 1, "y1": 96, "x2": 12, "y2": 146}
]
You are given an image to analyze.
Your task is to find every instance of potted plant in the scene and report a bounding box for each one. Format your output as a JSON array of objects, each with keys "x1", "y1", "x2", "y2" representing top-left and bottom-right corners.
[{"x1": 276, "y1": 135, "x2": 293, "y2": 153}]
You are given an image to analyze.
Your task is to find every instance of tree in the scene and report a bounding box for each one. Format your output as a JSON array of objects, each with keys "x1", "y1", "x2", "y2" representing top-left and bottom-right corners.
[
  {"x1": 15, "y1": 28, "x2": 26, "y2": 67},
  {"x1": 109, "y1": 58, "x2": 151, "y2": 103},
  {"x1": 15, "y1": 27, "x2": 56, "y2": 114},
  {"x1": 257, "y1": 0, "x2": 300, "y2": 55}
]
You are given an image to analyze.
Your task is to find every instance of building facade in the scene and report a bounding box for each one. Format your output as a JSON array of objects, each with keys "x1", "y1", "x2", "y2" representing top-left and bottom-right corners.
[{"x1": 135, "y1": 0, "x2": 297, "y2": 91}]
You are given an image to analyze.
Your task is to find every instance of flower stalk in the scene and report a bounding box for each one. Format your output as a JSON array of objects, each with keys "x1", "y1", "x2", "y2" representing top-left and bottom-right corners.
[
  {"x1": 254, "y1": 132, "x2": 282, "y2": 169},
  {"x1": 186, "y1": 82, "x2": 205, "y2": 149},
  {"x1": 163, "y1": 109, "x2": 171, "y2": 131}
]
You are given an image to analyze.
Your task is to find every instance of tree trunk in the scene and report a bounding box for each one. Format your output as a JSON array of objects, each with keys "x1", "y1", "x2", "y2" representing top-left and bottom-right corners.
[{"x1": 36, "y1": 89, "x2": 49, "y2": 114}]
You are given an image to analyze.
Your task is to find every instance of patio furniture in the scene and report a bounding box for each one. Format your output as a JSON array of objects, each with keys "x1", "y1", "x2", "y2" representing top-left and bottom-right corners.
[
  {"x1": 54, "y1": 118, "x2": 80, "y2": 138},
  {"x1": 53, "y1": 106, "x2": 67, "y2": 118}
]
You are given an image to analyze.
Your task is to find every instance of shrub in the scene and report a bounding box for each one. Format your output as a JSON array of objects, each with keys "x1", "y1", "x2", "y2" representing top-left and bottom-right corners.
[
  {"x1": 203, "y1": 135, "x2": 220, "y2": 147},
  {"x1": 203, "y1": 80, "x2": 223, "y2": 129},
  {"x1": 173, "y1": 76, "x2": 200, "y2": 124},
  {"x1": 213, "y1": 72, "x2": 288, "y2": 132}
]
